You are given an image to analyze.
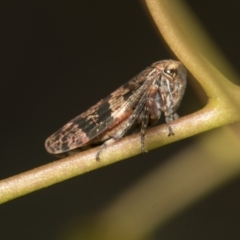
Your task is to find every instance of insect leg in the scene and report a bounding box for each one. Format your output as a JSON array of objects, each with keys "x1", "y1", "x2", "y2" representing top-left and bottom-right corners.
[
  {"x1": 159, "y1": 78, "x2": 177, "y2": 136},
  {"x1": 96, "y1": 138, "x2": 116, "y2": 161},
  {"x1": 95, "y1": 115, "x2": 142, "y2": 160},
  {"x1": 140, "y1": 107, "x2": 149, "y2": 153},
  {"x1": 139, "y1": 84, "x2": 160, "y2": 153}
]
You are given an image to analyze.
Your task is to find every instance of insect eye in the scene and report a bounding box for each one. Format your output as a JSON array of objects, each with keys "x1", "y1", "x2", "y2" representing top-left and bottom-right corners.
[{"x1": 165, "y1": 68, "x2": 177, "y2": 78}]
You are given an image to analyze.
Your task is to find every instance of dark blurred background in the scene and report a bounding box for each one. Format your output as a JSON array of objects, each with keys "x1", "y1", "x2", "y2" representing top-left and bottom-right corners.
[{"x1": 0, "y1": 1, "x2": 240, "y2": 239}]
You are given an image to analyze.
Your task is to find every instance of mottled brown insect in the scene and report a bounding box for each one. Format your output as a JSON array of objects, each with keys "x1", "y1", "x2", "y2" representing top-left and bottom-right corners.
[{"x1": 45, "y1": 60, "x2": 187, "y2": 160}]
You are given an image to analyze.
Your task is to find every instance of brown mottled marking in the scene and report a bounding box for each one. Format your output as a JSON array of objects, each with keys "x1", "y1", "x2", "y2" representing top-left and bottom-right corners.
[{"x1": 45, "y1": 60, "x2": 187, "y2": 160}]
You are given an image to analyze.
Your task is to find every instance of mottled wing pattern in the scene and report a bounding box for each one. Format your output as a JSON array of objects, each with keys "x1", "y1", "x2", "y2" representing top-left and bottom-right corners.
[
  {"x1": 45, "y1": 65, "x2": 158, "y2": 155},
  {"x1": 45, "y1": 60, "x2": 187, "y2": 158}
]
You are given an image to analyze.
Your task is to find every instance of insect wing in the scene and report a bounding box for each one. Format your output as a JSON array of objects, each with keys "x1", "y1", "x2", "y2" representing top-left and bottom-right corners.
[
  {"x1": 45, "y1": 66, "x2": 155, "y2": 155},
  {"x1": 45, "y1": 60, "x2": 187, "y2": 157}
]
